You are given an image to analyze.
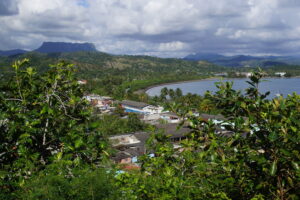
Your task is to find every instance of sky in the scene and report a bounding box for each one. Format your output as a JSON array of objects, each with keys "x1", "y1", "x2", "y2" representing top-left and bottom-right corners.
[{"x1": 1, "y1": 0, "x2": 300, "y2": 57}]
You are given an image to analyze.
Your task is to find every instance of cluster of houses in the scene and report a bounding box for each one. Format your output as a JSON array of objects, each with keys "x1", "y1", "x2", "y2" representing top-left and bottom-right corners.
[
  {"x1": 215, "y1": 71, "x2": 287, "y2": 78},
  {"x1": 83, "y1": 93, "x2": 231, "y2": 170},
  {"x1": 84, "y1": 94, "x2": 114, "y2": 113},
  {"x1": 84, "y1": 94, "x2": 181, "y2": 124},
  {"x1": 108, "y1": 123, "x2": 191, "y2": 165}
]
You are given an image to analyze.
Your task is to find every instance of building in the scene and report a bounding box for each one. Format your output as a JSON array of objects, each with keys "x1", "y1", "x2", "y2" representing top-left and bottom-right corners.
[
  {"x1": 121, "y1": 100, "x2": 149, "y2": 113},
  {"x1": 143, "y1": 105, "x2": 164, "y2": 114},
  {"x1": 84, "y1": 94, "x2": 113, "y2": 110},
  {"x1": 109, "y1": 134, "x2": 141, "y2": 148},
  {"x1": 159, "y1": 112, "x2": 181, "y2": 123},
  {"x1": 109, "y1": 123, "x2": 192, "y2": 164},
  {"x1": 275, "y1": 72, "x2": 286, "y2": 77},
  {"x1": 214, "y1": 72, "x2": 228, "y2": 77},
  {"x1": 121, "y1": 100, "x2": 163, "y2": 114},
  {"x1": 154, "y1": 123, "x2": 191, "y2": 142},
  {"x1": 237, "y1": 72, "x2": 252, "y2": 77},
  {"x1": 109, "y1": 132, "x2": 148, "y2": 164}
]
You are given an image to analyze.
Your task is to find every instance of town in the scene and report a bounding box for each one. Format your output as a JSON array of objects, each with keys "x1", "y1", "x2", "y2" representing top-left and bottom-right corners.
[{"x1": 83, "y1": 90, "x2": 230, "y2": 169}]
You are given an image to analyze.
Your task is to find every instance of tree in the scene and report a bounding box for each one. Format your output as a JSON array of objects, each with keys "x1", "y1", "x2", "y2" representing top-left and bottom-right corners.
[
  {"x1": 127, "y1": 113, "x2": 145, "y2": 132},
  {"x1": 0, "y1": 59, "x2": 107, "y2": 198},
  {"x1": 116, "y1": 70, "x2": 300, "y2": 200},
  {"x1": 175, "y1": 88, "x2": 183, "y2": 98}
]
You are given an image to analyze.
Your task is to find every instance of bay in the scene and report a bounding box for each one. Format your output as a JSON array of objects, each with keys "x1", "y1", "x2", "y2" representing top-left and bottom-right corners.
[{"x1": 146, "y1": 77, "x2": 300, "y2": 98}]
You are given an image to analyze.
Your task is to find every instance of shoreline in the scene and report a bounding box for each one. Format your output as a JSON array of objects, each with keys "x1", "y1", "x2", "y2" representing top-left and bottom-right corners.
[
  {"x1": 140, "y1": 76, "x2": 300, "y2": 95},
  {"x1": 135, "y1": 77, "x2": 218, "y2": 95}
]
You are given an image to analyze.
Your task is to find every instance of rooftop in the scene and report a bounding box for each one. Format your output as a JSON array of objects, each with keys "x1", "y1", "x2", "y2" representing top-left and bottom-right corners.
[
  {"x1": 109, "y1": 134, "x2": 141, "y2": 147},
  {"x1": 121, "y1": 100, "x2": 149, "y2": 109}
]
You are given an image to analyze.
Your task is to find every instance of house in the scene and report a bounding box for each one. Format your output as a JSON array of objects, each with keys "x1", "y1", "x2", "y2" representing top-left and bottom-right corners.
[
  {"x1": 109, "y1": 124, "x2": 191, "y2": 164},
  {"x1": 109, "y1": 132, "x2": 149, "y2": 164},
  {"x1": 275, "y1": 72, "x2": 286, "y2": 77},
  {"x1": 237, "y1": 72, "x2": 252, "y2": 77},
  {"x1": 160, "y1": 112, "x2": 181, "y2": 123},
  {"x1": 143, "y1": 105, "x2": 164, "y2": 114},
  {"x1": 214, "y1": 72, "x2": 228, "y2": 77},
  {"x1": 154, "y1": 123, "x2": 191, "y2": 142},
  {"x1": 109, "y1": 134, "x2": 141, "y2": 148},
  {"x1": 84, "y1": 94, "x2": 113, "y2": 110}
]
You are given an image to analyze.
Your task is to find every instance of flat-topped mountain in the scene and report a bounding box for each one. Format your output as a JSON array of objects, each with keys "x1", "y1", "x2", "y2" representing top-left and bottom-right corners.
[{"x1": 34, "y1": 42, "x2": 98, "y2": 53}]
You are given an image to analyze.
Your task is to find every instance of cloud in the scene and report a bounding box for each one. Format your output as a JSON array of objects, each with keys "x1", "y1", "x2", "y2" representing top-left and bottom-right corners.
[
  {"x1": 0, "y1": 0, "x2": 19, "y2": 16},
  {"x1": 1, "y1": 0, "x2": 300, "y2": 57}
]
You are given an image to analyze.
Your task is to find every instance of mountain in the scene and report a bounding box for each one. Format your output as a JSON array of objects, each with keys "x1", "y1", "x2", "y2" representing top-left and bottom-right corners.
[
  {"x1": 184, "y1": 53, "x2": 300, "y2": 67},
  {"x1": 34, "y1": 42, "x2": 98, "y2": 53},
  {"x1": 0, "y1": 49, "x2": 27, "y2": 56},
  {"x1": 184, "y1": 53, "x2": 226, "y2": 61}
]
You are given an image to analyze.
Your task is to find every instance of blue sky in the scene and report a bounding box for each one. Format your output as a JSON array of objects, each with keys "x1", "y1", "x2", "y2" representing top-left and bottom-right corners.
[{"x1": 1, "y1": 0, "x2": 300, "y2": 57}]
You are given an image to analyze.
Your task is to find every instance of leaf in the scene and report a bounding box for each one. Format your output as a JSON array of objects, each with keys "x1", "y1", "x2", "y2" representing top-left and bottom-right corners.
[
  {"x1": 75, "y1": 139, "x2": 83, "y2": 148},
  {"x1": 292, "y1": 162, "x2": 299, "y2": 170},
  {"x1": 268, "y1": 132, "x2": 278, "y2": 142},
  {"x1": 56, "y1": 152, "x2": 63, "y2": 161},
  {"x1": 26, "y1": 67, "x2": 34, "y2": 76},
  {"x1": 270, "y1": 160, "x2": 277, "y2": 176}
]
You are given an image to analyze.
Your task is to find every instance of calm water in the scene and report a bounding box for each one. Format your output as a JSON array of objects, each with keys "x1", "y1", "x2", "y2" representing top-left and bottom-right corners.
[{"x1": 146, "y1": 78, "x2": 300, "y2": 98}]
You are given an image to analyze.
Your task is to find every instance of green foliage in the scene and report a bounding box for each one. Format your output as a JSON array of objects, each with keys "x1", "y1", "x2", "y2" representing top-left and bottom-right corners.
[
  {"x1": 97, "y1": 113, "x2": 148, "y2": 136},
  {"x1": 2, "y1": 58, "x2": 300, "y2": 199},
  {"x1": 115, "y1": 70, "x2": 300, "y2": 200},
  {"x1": 20, "y1": 165, "x2": 116, "y2": 200},
  {"x1": 0, "y1": 51, "x2": 224, "y2": 100},
  {"x1": 0, "y1": 59, "x2": 107, "y2": 198},
  {"x1": 158, "y1": 87, "x2": 219, "y2": 115}
]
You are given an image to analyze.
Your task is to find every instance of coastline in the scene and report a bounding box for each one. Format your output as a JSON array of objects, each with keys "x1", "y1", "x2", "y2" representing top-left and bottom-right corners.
[
  {"x1": 135, "y1": 77, "x2": 219, "y2": 95},
  {"x1": 140, "y1": 76, "x2": 300, "y2": 96}
]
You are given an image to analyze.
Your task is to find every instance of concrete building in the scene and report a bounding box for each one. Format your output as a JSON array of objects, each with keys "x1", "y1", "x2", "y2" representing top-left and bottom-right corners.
[{"x1": 121, "y1": 100, "x2": 163, "y2": 114}]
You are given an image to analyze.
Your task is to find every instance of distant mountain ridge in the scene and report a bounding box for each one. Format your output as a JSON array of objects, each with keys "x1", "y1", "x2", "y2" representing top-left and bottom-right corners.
[
  {"x1": 0, "y1": 49, "x2": 27, "y2": 56},
  {"x1": 34, "y1": 42, "x2": 98, "y2": 53},
  {"x1": 184, "y1": 52, "x2": 300, "y2": 67},
  {"x1": 0, "y1": 42, "x2": 98, "y2": 57}
]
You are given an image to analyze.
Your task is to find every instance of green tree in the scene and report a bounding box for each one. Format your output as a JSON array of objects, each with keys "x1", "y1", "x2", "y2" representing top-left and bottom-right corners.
[
  {"x1": 116, "y1": 70, "x2": 300, "y2": 200},
  {"x1": 0, "y1": 59, "x2": 107, "y2": 198},
  {"x1": 127, "y1": 113, "x2": 145, "y2": 132}
]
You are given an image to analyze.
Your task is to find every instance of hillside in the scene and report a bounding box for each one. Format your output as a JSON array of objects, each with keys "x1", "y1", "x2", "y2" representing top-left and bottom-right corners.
[
  {"x1": 0, "y1": 51, "x2": 222, "y2": 75},
  {"x1": 0, "y1": 51, "x2": 224, "y2": 98}
]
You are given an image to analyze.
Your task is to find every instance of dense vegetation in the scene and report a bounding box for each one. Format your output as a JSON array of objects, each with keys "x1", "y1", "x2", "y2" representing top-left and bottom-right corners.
[
  {"x1": 116, "y1": 71, "x2": 300, "y2": 199},
  {"x1": 1, "y1": 60, "x2": 299, "y2": 199},
  {"x1": 0, "y1": 51, "x2": 224, "y2": 100},
  {"x1": 0, "y1": 60, "x2": 110, "y2": 199}
]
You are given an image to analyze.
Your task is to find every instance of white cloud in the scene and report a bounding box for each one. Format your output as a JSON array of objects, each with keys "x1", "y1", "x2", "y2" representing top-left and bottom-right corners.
[{"x1": 1, "y1": 0, "x2": 300, "y2": 56}]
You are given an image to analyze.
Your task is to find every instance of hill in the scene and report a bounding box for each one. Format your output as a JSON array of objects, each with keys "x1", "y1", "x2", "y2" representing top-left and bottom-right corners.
[
  {"x1": 0, "y1": 49, "x2": 27, "y2": 56},
  {"x1": 0, "y1": 51, "x2": 224, "y2": 98},
  {"x1": 184, "y1": 52, "x2": 300, "y2": 67},
  {"x1": 0, "y1": 51, "x2": 223, "y2": 76}
]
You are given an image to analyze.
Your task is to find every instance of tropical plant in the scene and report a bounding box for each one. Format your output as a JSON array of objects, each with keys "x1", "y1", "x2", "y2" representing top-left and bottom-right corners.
[
  {"x1": 0, "y1": 59, "x2": 107, "y2": 198},
  {"x1": 115, "y1": 70, "x2": 300, "y2": 200}
]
